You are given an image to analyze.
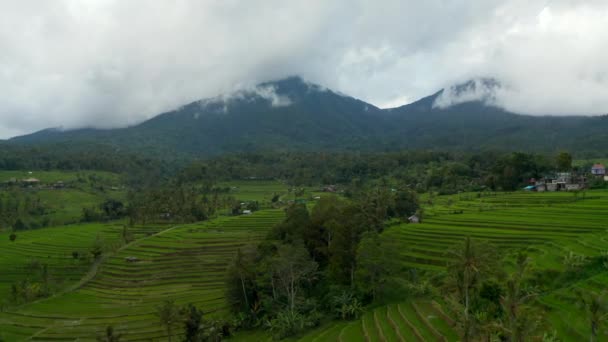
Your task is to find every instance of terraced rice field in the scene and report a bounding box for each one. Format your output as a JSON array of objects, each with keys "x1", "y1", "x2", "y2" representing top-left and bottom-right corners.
[
  {"x1": 292, "y1": 301, "x2": 458, "y2": 342},
  {"x1": 386, "y1": 191, "x2": 608, "y2": 271},
  {"x1": 0, "y1": 222, "x2": 161, "y2": 302},
  {"x1": 3, "y1": 190, "x2": 608, "y2": 341},
  {"x1": 290, "y1": 190, "x2": 608, "y2": 342},
  {"x1": 0, "y1": 210, "x2": 284, "y2": 341},
  {"x1": 220, "y1": 180, "x2": 290, "y2": 202},
  {"x1": 0, "y1": 170, "x2": 121, "y2": 184},
  {"x1": 540, "y1": 272, "x2": 608, "y2": 341}
]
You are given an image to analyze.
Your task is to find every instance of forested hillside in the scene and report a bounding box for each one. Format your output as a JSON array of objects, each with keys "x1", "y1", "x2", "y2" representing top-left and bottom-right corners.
[{"x1": 7, "y1": 77, "x2": 608, "y2": 158}]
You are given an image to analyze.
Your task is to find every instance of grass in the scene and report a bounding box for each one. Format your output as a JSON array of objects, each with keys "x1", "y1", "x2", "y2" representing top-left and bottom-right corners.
[
  {"x1": 0, "y1": 222, "x2": 159, "y2": 305},
  {"x1": 0, "y1": 209, "x2": 284, "y2": 341},
  {"x1": 219, "y1": 180, "x2": 290, "y2": 203},
  {"x1": 0, "y1": 169, "x2": 126, "y2": 227},
  {"x1": 0, "y1": 170, "x2": 121, "y2": 184},
  {"x1": 384, "y1": 190, "x2": 608, "y2": 271},
  {"x1": 295, "y1": 301, "x2": 458, "y2": 342},
  {"x1": 3, "y1": 183, "x2": 608, "y2": 340}
]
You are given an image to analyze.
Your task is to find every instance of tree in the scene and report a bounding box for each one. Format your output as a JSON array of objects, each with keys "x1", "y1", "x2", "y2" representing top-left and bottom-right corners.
[
  {"x1": 355, "y1": 187, "x2": 393, "y2": 232},
  {"x1": 90, "y1": 235, "x2": 105, "y2": 259},
  {"x1": 446, "y1": 237, "x2": 498, "y2": 342},
  {"x1": 13, "y1": 218, "x2": 26, "y2": 231},
  {"x1": 556, "y1": 152, "x2": 573, "y2": 171},
  {"x1": 331, "y1": 292, "x2": 363, "y2": 320},
  {"x1": 270, "y1": 203, "x2": 311, "y2": 243},
  {"x1": 97, "y1": 326, "x2": 121, "y2": 342},
  {"x1": 576, "y1": 291, "x2": 608, "y2": 342},
  {"x1": 181, "y1": 303, "x2": 204, "y2": 342},
  {"x1": 101, "y1": 199, "x2": 126, "y2": 220},
  {"x1": 500, "y1": 252, "x2": 538, "y2": 342},
  {"x1": 225, "y1": 245, "x2": 258, "y2": 315},
  {"x1": 156, "y1": 300, "x2": 181, "y2": 342},
  {"x1": 355, "y1": 231, "x2": 393, "y2": 300},
  {"x1": 121, "y1": 225, "x2": 133, "y2": 244},
  {"x1": 270, "y1": 243, "x2": 318, "y2": 313},
  {"x1": 392, "y1": 189, "x2": 419, "y2": 219},
  {"x1": 328, "y1": 218, "x2": 359, "y2": 286}
]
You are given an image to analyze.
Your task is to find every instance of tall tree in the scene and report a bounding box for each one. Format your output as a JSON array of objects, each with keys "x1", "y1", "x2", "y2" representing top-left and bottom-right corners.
[
  {"x1": 576, "y1": 291, "x2": 608, "y2": 342},
  {"x1": 355, "y1": 231, "x2": 393, "y2": 300},
  {"x1": 500, "y1": 252, "x2": 538, "y2": 342},
  {"x1": 181, "y1": 303, "x2": 204, "y2": 342},
  {"x1": 156, "y1": 300, "x2": 181, "y2": 342},
  {"x1": 270, "y1": 243, "x2": 318, "y2": 313},
  {"x1": 556, "y1": 151, "x2": 573, "y2": 171},
  {"x1": 446, "y1": 237, "x2": 498, "y2": 342},
  {"x1": 96, "y1": 326, "x2": 121, "y2": 342}
]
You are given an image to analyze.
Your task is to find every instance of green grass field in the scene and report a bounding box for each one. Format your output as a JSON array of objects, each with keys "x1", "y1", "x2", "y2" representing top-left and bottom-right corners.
[
  {"x1": 2, "y1": 183, "x2": 608, "y2": 341},
  {"x1": 0, "y1": 210, "x2": 284, "y2": 341},
  {"x1": 0, "y1": 170, "x2": 126, "y2": 227},
  {"x1": 229, "y1": 301, "x2": 459, "y2": 342},
  {"x1": 219, "y1": 180, "x2": 290, "y2": 203},
  {"x1": 0, "y1": 170, "x2": 121, "y2": 184}
]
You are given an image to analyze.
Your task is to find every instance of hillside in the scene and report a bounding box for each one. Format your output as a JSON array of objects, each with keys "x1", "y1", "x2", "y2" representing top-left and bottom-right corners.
[{"x1": 8, "y1": 76, "x2": 608, "y2": 157}]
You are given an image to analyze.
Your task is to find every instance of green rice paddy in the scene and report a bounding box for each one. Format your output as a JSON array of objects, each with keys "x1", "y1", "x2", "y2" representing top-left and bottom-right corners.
[
  {"x1": 0, "y1": 210, "x2": 284, "y2": 341},
  {"x1": 2, "y1": 184, "x2": 608, "y2": 340}
]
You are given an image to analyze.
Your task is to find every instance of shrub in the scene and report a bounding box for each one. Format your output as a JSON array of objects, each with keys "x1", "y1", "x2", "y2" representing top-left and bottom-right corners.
[
  {"x1": 266, "y1": 310, "x2": 319, "y2": 340},
  {"x1": 9, "y1": 232, "x2": 16, "y2": 242}
]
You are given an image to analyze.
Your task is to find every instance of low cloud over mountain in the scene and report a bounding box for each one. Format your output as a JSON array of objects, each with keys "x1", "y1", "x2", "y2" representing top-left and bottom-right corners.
[{"x1": 1, "y1": 1, "x2": 608, "y2": 138}]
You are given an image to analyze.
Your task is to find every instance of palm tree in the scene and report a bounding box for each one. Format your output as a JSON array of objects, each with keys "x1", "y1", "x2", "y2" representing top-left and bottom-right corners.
[
  {"x1": 576, "y1": 291, "x2": 608, "y2": 342},
  {"x1": 446, "y1": 237, "x2": 497, "y2": 342},
  {"x1": 156, "y1": 300, "x2": 181, "y2": 342},
  {"x1": 500, "y1": 252, "x2": 538, "y2": 342},
  {"x1": 97, "y1": 326, "x2": 121, "y2": 342}
]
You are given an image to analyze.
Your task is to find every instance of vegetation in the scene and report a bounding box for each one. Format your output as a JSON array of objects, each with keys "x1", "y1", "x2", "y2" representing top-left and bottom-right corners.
[
  {"x1": 0, "y1": 149, "x2": 607, "y2": 341},
  {"x1": 7, "y1": 77, "x2": 608, "y2": 158}
]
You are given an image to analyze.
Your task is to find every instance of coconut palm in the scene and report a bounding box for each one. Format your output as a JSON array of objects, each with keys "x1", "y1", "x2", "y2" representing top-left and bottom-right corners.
[
  {"x1": 576, "y1": 291, "x2": 608, "y2": 342},
  {"x1": 446, "y1": 237, "x2": 498, "y2": 342},
  {"x1": 156, "y1": 300, "x2": 181, "y2": 342}
]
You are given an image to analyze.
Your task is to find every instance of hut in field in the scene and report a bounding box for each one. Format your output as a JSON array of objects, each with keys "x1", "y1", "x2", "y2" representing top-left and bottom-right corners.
[
  {"x1": 408, "y1": 215, "x2": 420, "y2": 224},
  {"x1": 21, "y1": 178, "x2": 40, "y2": 187},
  {"x1": 125, "y1": 256, "x2": 139, "y2": 263}
]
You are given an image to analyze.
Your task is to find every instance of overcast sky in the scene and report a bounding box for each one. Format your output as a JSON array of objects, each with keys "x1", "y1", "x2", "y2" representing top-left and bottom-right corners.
[{"x1": 1, "y1": 0, "x2": 607, "y2": 138}]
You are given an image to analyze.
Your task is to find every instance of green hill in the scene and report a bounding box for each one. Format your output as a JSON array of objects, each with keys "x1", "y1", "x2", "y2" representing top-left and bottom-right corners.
[{"x1": 8, "y1": 77, "x2": 608, "y2": 158}]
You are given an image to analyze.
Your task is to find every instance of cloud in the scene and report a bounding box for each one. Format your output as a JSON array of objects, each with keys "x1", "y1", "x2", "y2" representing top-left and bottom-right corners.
[
  {"x1": 249, "y1": 85, "x2": 292, "y2": 107},
  {"x1": 433, "y1": 78, "x2": 501, "y2": 109},
  {"x1": 0, "y1": 0, "x2": 607, "y2": 138},
  {"x1": 198, "y1": 84, "x2": 292, "y2": 115}
]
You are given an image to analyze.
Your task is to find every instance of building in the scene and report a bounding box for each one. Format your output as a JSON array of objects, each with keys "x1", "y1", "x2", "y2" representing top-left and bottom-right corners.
[
  {"x1": 21, "y1": 178, "x2": 40, "y2": 187},
  {"x1": 408, "y1": 215, "x2": 420, "y2": 224},
  {"x1": 591, "y1": 164, "x2": 606, "y2": 176},
  {"x1": 535, "y1": 172, "x2": 586, "y2": 192}
]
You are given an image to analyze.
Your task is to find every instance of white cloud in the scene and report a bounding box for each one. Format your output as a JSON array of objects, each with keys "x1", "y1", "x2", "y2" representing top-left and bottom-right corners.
[{"x1": 0, "y1": 0, "x2": 607, "y2": 138}]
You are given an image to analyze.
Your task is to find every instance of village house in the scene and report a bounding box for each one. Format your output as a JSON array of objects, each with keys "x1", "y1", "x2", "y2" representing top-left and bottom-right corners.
[
  {"x1": 591, "y1": 163, "x2": 606, "y2": 176},
  {"x1": 21, "y1": 178, "x2": 41, "y2": 187},
  {"x1": 323, "y1": 185, "x2": 337, "y2": 193},
  {"x1": 534, "y1": 171, "x2": 586, "y2": 192}
]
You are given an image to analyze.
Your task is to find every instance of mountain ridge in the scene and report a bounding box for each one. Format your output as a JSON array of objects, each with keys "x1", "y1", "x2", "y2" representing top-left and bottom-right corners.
[{"x1": 9, "y1": 76, "x2": 608, "y2": 157}]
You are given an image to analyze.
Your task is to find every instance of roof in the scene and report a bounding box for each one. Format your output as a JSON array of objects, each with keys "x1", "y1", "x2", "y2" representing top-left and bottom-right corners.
[
  {"x1": 21, "y1": 178, "x2": 40, "y2": 182},
  {"x1": 592, "y1": 163, "x2": 605, "y2": 169}
]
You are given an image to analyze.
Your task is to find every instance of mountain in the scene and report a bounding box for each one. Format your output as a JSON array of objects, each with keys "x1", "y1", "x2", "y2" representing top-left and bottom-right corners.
[{"x1": 9, "y1": 76, "x2": 608, "y2": 157}]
